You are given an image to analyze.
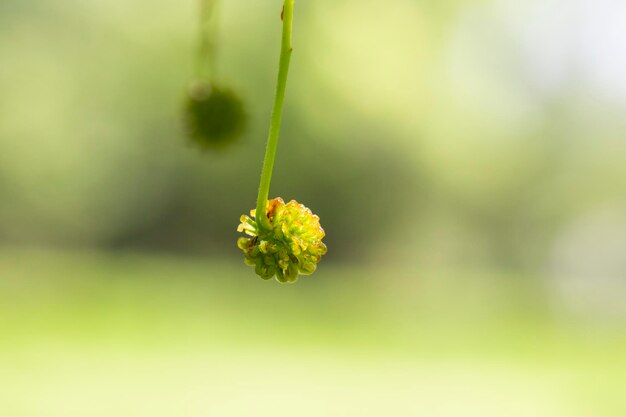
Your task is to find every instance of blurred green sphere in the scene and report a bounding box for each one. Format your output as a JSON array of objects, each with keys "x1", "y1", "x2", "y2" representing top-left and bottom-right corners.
[{"x1": 183, "y1": 80, "x2": 245, "y2": 150}]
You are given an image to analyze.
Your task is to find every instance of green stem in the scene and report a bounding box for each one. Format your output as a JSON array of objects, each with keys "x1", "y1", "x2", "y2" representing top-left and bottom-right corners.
[
  {"x1": 255, "y1": 0, "x2": 295, "y2": 231},
  {"x1": 196, "y1": 0, "x2": 218, "y2": 81}
]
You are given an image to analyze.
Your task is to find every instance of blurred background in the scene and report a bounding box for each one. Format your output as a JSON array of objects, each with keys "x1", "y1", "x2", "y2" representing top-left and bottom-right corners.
[{"x1": 1, "y1": 0, "x2": 625, "y2": 416}]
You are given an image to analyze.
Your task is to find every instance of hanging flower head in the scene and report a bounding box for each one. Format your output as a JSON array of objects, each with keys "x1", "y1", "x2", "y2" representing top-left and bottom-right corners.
[
  {"x1": 183, "y1": 80, "x2": 246, "y2": 150},
  {"x1": 237, "y1": 198, "x2": 327, "y2": 283},
  {"x1": 236, "y1": 1, "x2": 326, "y2": 283}
]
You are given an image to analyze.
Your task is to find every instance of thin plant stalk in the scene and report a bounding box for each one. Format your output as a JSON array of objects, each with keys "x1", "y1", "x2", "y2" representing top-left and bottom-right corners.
[
  {"x1": 255, "y1": 0, "x2": 295, "y2": 232},
  {"x1": 197, "y1": 0, "x2": 219, "y2": 81}
]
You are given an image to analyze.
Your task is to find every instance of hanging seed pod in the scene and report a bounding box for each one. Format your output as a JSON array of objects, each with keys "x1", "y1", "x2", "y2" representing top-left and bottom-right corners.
[
  {"x1": 183, "y1": 79, "x2": 246, "y2": 150},
  {"x1": 237, "y1": 198, "x2": 327, "y2": 283}
]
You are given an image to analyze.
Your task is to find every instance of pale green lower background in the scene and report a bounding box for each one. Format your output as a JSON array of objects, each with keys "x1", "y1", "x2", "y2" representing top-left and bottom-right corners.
[{"x1": 1, "y1": 249, "x2": 625, "y2": 417}]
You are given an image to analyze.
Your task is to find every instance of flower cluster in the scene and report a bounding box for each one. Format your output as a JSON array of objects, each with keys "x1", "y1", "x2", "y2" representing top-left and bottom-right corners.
[
  {"x1": 183, "y1": 80, "x2": 245, "y2": 150},
  {"x1": 237, "y1": 198, "x2": 327, "y2": 283}
]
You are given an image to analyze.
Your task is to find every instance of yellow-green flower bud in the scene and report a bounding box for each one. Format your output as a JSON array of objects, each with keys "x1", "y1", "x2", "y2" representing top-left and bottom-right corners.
[
  {"x1": 237, "y1": 197, "x2": 327, "y2": 283},
  {"x1": 183, "y1": 80, "x2": 245, "y2": 150}
]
